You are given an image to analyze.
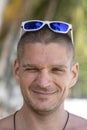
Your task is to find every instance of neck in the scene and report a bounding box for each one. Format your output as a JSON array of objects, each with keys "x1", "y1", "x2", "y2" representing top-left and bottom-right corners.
[{"x1": 17, "y1": 103, "x2": 68, "y2": 130}]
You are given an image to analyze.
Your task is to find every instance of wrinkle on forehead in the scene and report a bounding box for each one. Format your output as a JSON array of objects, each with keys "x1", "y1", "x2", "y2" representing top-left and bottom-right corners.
[{"x1": 21, "y1": 43, "x2": 72, "y2": 68}]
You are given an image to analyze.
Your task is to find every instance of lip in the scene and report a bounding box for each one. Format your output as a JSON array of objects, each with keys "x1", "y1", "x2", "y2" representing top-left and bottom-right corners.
[{"x1": 32, "y1": 90, "x2": 56, "y2": 96}]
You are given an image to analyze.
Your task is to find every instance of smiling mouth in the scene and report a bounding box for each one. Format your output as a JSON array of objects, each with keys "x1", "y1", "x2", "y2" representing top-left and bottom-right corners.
[{"x1": 32, "y1": 90, "x2": 56, "y2": 96}]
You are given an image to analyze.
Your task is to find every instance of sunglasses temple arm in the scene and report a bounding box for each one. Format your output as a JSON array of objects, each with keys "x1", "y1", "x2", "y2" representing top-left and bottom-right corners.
[
  {"x1": 19, "y1": 27, "x2": 23, "y2": 39},
  {"x1": 17, "y1": 27, "x2": 25, "y2": 42},
  {"x1": 70, "y1": 29, "x2": 74, "y2": 44}
]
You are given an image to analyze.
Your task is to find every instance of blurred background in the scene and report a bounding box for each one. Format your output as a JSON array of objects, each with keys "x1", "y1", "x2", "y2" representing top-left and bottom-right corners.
[{"x1": 0, "y1": 0, "x2": 87, "y2": 119}]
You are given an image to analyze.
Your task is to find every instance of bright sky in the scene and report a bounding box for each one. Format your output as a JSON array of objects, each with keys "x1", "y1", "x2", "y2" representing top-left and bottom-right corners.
[{"x1": 65, "y1": 99, "x2": 87, "y2": 119}]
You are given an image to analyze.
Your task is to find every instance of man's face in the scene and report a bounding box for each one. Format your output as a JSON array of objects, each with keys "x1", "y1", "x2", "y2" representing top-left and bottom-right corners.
[{"x1": 14, "y1": 43, "x2": 78, "y2": 113}]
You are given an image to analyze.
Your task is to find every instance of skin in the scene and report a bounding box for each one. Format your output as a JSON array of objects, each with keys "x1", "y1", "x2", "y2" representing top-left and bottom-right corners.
[{"x1": 0, "y1": 42, "x2": 87, "y2": 130}]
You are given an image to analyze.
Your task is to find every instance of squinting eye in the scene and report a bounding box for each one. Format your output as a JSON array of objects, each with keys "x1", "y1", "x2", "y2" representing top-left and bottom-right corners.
[
  {"x1": 52, "y1": 68, "x2": 63, "y2": 73},
  {"x1": 25, "y1": 68, "x2": 39, "y2": 72},
  {"x1": 52, "y1": 68, "x2": 61, "y2": 71}
]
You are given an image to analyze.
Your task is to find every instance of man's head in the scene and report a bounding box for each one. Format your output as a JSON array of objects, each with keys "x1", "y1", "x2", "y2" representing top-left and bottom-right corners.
[
  {"x1": 14, "y1": 25, "x2": 78, "y2": 113},
  {"x1": 17, "y1": 25, "x2": 74, "y2": 64}
]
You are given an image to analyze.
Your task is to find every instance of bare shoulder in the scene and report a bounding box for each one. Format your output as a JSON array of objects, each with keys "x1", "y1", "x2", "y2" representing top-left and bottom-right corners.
[
  {"x1": 0, "y1": 114, "x2": 14, "y2": 130},
  {"x1": 68, "y1": 113, "x2": 87, "y2": 130}
]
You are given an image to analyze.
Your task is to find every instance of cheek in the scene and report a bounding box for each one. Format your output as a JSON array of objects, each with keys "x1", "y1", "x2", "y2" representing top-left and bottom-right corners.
[
  {"x1": 53, "y1": 74, "x2": 71, "y2": 89},
  {"x1": 19, "y1": 74, "x2": 35, "y2": 97},
  {"x1": 19, "y1": 72, "x2": 38, "y2": 87}
]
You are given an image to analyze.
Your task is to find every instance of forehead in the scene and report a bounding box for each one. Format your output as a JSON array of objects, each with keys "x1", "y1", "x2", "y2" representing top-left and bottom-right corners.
[{"x1": 20, "y1": 43, "x2": 71, "y2": 66}]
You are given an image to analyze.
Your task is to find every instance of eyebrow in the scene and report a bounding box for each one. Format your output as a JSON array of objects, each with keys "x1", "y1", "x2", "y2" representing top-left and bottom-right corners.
[
  {"x1": 22, "y1": 64, "x2": 37, "y2": 68},
  {"x1": 22, "y1": 63, "x2": 68, "y2": 69},
  {"x1": 51, "y1": 65, "x2": 68, "y2": 70}
]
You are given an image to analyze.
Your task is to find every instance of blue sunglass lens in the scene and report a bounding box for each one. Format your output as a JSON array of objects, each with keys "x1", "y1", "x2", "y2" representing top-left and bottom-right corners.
[
  {"x1": 50, "y1": 22, "x2": 69, "y2": 32},
  {"x1": 24, "y1": 21, "x2": 43, "y2": 30}
]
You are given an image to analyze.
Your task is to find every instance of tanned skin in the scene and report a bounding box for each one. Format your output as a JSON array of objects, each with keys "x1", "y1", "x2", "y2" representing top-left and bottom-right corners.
[{"x1": 0, "y1": 43, "x2": 87, "y2": 130}]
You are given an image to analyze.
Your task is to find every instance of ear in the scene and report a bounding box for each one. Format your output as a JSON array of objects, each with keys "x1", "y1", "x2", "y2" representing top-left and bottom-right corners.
[
  {"x1": 13, "y1": 59, "x2": 20, "y2": 83},
  {"x1": 69, "y1": 63, "x2": 79, "y2": 88}
]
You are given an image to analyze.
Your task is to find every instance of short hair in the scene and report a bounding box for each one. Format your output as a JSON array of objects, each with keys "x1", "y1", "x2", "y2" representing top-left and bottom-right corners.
[{"x1": 17, "y1": 25, "x2": 75, "y2": 63}]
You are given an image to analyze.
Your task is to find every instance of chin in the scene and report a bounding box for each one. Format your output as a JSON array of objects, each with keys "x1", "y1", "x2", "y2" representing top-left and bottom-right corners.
[
  {"x1": 28, "y1": 101, "x2": 61, "y2": 115},
  {"x1": 30, "y1": 106, "x2": 56, "y2": 115}
]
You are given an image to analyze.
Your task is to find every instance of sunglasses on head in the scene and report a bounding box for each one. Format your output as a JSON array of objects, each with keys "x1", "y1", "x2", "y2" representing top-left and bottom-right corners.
[{"x1": 21, "y1": 20, "x2": 74, "y2": 44}]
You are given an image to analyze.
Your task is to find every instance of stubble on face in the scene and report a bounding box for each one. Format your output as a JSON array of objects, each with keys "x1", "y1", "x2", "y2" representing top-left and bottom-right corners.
[{"x1": 17, "y1": 43, "x2": 74, "y2": 114}]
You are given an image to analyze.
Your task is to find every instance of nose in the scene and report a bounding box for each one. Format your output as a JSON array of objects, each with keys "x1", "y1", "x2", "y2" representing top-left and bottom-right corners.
[{"x1": 36, "y1": 69, "x2": 51, "y2": 88}]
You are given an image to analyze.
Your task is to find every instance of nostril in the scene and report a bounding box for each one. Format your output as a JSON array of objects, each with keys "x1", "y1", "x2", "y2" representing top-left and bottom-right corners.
[{"x1": 36, "y1": 71, "x2": 51, "y2": 87}]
